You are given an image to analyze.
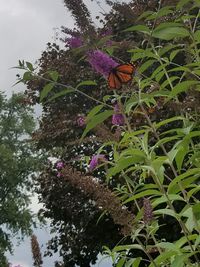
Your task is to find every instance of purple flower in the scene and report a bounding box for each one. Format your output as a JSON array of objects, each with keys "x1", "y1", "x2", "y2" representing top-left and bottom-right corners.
[
  {"x1": 57, "y1": 172, "x2": 63, "y2": 178},
  {"x1": 89, "y1": 154, "x2": 106, "y2": 171},
  {"x1": 77, "y1": 116, "x2": 86, "y2": 127},
  {"x1": 65, "y1": 36, "x2": 83, "y2": 48},
  {"x1": 143, "y1": 198, "x2": 153, "y2": 224},
  {"x1": 56, "y1": 161, "x2": 64, "y2": 169},
  {"x1": 87, "y1": 50, "x2": 119, "y2": 78},
  {"x1": 112, "y1": 114, "x2": 125, "y2": 126},
  {"x1": 100, "y1": 28, "x2": 112, "y2": 37},
  {"x1": 112, "y1": 104, "x2": 125, "y2": 126}
]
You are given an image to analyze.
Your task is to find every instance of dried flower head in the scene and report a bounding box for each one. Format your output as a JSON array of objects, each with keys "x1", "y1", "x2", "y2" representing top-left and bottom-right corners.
[
  {"x1": 143, "y1": 198, "x2": 153, "y2": 224},
  {"x1": 31, "y1": 234, "x2": 43, "y2": 267},
  {"x1": 87, "y1": 50, "x2": 118, "y2": 78}
]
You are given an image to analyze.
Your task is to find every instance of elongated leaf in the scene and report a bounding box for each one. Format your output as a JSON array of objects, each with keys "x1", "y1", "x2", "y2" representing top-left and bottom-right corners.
[
  {"x1": 152, "y1": 195, "x2": 184, "y2": 208},
  {"x1": 107, "y1": 155, "x2": 145, "y2": 178},
  {"x1": 40, "y1": 82, "x2": 55, "y2": 102},
  {"x1": 147, "y1": 6, "x2": 174, "y2": 20},
  {"x1": 86, "y1": 104, "x2": 104, "y2": 120},
  {"x1": 168, "y1": 168, "x2": 200, "y2": 193},
  {"x1": 45, "y1": 88, "x2": 74, "y2": 102},
  {"x1": 170, "y1": 81, "x2": 199, "y2": 97},
  {"x1": 124, "y1": 190, "x2": 162, "y2": 204},
  {"x1": 152, "y1": 23, "x2": 190, "y2": 40},
  {"x1": 82, "y1": 110, "x2": 113, "y2": 139},
  {"x1": 76, "y1": 80, "x2": 97, "y2": 88},
  {"x1": 155, "y1": 116, "x2": 184, "y2": 129},
  {"x1": 124, "y1": 25, "x2": 150, "y2": 34}
]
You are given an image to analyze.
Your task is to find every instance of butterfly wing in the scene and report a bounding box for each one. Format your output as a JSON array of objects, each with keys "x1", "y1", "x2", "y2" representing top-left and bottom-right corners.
[
  {"x1": 115, "y1": 64, "x2": 136, "y2": 84},
  {"x1": 108, "y1": 71, "x2": 122, "y2": 90}
]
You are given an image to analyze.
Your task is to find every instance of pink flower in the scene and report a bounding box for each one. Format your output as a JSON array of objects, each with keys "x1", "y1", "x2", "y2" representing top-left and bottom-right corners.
[
  {"x1": 89, "y1": 154, "x2": 106, "y2": 171},
  {"x1": 56, "y1": 161, "x2": 64, "y2": 169},
  {"x1": 87, "y1": 50, "x2": 118, "y2": 78},
  {"x1": 65, "y1": 36, "x2": 83, "y2": 48},
  {"x1": 77, "y1": 116, "x2": 86, "y2": 127},
  {"x1": 112, "y1": 104, "x2": 125, "y2": 126},
  {"x1": 57, "y1": 172, "x2": 63, "y2": 178}
]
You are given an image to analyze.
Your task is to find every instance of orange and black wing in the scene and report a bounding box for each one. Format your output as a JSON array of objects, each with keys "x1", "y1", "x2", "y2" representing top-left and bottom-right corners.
[
  {"x1": 108, "y1": 71, "x2": 122, "y2": 90},
  {"x1": 108, "y1": 63, "x2": 136, "y2": 89}
]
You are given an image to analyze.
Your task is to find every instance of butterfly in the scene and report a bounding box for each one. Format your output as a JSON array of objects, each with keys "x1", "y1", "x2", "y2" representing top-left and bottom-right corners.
[{"x1": 108, "y1": 63, "x2": 137, "y2": 90}]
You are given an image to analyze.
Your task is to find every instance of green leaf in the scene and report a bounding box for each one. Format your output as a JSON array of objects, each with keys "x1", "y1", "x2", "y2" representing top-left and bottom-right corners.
[
  {"x1": 157, "y1": 242, "x2": 180, "y2": 252},
  {"x1": 45, "y1": 88, "x2": 75, "y2": 103},
  {"x1": 152, "y1": 195, "x2": 184, "y2": 208},
  {"x1": 152, "y1": 23, "x2": 190, "y2": 40},
  {"x1": 137, "y1": 11, "x2": 153, "y2": 21},
  {"x1": 107, "y1": 155, "x2": 145, "y2": 178},
  {"x1": 82, "y1": 110, "x2": 113, "y2": 139},
  {"x1": 124, "y1": 190, "x2": 162, "y2": 204},
  {"x1": 126, "y1": 258, "x2": 141, "y2": 267},
  {"x1": 147, "y1": 6, "x2": 174, "y2": 20},
  {"x1": 138, "y1": 59, "x2": 156, "y2": 73},
  {"x1": 168, "y1": 168, "x2": 200, "y2": 194},
  {"x1": 113, "y1": 244, "x2": 143, "y2": 252},
  {"x1": 171, "y1": 255, "x2": 185, "y2": 267},
  {"x1": 86, "y1": 104, "x2": 104, "y2": 120},
  {"x1": 149, "y1": 250, "x2": 176, "y2": 267},
  {"x1": 40, "y1": 82, "x2": 55, "y2": 102},
  {"x1": 170, "y1": 81, "x2": 199, "y2": 97},
  {"x1": 124, "y1": 25, "x2": 150, "y2": 34},
  {"x1": 76, "y1": 80, "x2": 97, "y2": 88},
  {"x1": 154, "y1": 209, "x2": 178, "y2": 219},
  {"x1": 26, "y1": 62, "x2": 34, "y2": 71},
  {"x1": 22, "y1": 71, "x2": 33, "y2": 81},
  {"x1": 48, "y1": 70, "x2": 59, "y2": 82},
  {"x1": 192, "y1": 203, "x2": 200, "y2": 220},
  {"x1": 176, "y1": 0, "x2": 191, "y2": 9},
  {"x1": 155, "y1": 116, "x2": 184, "y2": 129}
]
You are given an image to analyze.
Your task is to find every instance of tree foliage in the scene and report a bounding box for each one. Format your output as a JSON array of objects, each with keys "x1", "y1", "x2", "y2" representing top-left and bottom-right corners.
[{"x1": 0, "y1": 92, "x2": 39, "y2": 265}]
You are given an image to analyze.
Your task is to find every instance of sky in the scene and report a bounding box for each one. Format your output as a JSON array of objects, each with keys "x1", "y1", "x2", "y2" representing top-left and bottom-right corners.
[{"x1": 1, "y1": 0, "x2": 112, "y2": 266}]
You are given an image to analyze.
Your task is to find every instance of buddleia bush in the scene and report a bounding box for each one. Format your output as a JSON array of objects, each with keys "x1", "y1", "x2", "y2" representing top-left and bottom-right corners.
[{"x1": 17, "y1": 0, "x2": 200, "y2": 266}]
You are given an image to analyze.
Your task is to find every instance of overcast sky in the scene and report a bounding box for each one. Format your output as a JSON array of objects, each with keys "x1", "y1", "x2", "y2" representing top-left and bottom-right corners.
[{"x1": 1, "y1": 0, "x2": 112, "y2": 266}]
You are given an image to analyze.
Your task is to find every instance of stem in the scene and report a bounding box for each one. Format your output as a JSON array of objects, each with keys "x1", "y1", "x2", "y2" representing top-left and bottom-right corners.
[
  {"x1": 31, "y1": 71, "x2": 113, "y2": 109},
  {"x1": 135, "y1": 237, "x2": 158, "y2": 267}
]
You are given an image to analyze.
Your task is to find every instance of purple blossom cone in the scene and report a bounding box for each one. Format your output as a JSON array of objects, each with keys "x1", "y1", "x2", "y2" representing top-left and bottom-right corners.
[
  {"x1": 77, "y1": 115, "x2": 86, "y2": 127},
  {"x1": 89, "y1": 154, "x2": 106, "y2": 171},
  {"x1": 143, "y1": 198, "x2": 153, "y2": 224},
  {"x1": 112, "y1": 104, "x2": 125, "y2": 126},
  {"x1": 87, "y1": 50, "x2": 118, "y2": 78},
  {"x1": 65, "y1": 36, "x2": 83, "y2": 48},
  {"x1": 56, "y1": 161, "x2": 64, "y2": 169}
]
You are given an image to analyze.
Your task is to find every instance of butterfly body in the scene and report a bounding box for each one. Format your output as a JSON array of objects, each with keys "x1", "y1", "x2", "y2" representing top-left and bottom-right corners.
[{"x1": 108, "y1": 63, "x2": 136, "y2": 90}]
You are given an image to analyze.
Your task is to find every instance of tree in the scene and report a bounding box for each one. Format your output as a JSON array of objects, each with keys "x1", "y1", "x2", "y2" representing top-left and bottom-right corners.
[{"x1": 0, "y1": 92, "x2": 39, "y2": 265}]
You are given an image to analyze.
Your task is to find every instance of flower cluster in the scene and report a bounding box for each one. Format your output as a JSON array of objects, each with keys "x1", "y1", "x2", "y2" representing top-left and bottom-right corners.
[
  {"x1": 77, "y1": 115, "x2": 86, "y2": 127},
  {"x1": 87, "y1": 50, "x2": 118, "y2": 78},
  {"x1": 89, "y1": 154, "x2": 106, "y2": 171},
  {"x1": 65, "y1": 36, "x2": 83, "y2": 48},
  {"x1": 55, "y1": 161, "x2": 64, "y2": 177},
  {"x1": 112, "y1": 104, "x2": 125, "y2": 126}
]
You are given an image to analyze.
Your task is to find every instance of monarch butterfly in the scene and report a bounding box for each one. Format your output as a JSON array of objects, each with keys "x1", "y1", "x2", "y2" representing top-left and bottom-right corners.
[{"x1": 108, "y1": 63, "x2": 137, "y2": 90}]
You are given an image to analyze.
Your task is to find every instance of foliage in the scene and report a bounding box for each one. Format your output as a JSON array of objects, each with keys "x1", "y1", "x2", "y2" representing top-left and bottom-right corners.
[
  {"x1": 17, "y1": 0, "x2": 200, "y2": 266},
  {"x1": 0, "y1": 92, "x2": 39, "y2": 266}
]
